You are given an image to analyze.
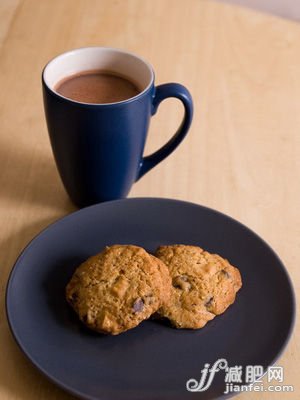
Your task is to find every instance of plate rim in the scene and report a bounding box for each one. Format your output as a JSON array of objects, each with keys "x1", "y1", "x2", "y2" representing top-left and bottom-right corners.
[{"x1": 5, "y1": 197, "x2": 296, "y2": 400}]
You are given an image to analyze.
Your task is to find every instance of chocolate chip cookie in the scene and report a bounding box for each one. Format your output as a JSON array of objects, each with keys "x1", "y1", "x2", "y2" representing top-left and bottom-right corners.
[
  {"x1": 155, "y1": 245, "x2": 242, "y2": 329},
  {"x1": 66, "y1": 245, "x2": 171, "y2": 335}
]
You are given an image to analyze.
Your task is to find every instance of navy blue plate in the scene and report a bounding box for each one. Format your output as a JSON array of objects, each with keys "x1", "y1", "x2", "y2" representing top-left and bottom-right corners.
[{"x1": 6, "y1": 198, "x2": 295, "y2": 400}]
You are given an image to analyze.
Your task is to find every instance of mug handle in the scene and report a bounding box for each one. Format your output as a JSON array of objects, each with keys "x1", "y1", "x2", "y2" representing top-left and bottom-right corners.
[{"x1": 136, "y1": 83, "x2": 193, "y2": 180}]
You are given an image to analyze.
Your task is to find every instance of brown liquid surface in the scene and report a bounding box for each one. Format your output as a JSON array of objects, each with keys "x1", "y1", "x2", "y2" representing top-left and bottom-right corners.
[{"x1": 55, "y1": 70, "x2": 140, "y2": 104}]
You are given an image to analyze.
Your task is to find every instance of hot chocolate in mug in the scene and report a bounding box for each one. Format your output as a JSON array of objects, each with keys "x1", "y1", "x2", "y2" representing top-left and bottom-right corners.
[{"x1": 42, "y1": 47, "x2": 193, "y2": 207}]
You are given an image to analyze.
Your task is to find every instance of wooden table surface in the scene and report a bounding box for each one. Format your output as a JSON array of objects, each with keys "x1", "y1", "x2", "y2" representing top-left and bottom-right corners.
[{"x1": 0, "y1": 0, "x2": 299, "y2": 399}]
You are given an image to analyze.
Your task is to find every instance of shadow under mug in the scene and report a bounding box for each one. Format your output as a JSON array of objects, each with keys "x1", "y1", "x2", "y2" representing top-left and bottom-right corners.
[{"x1": 42, "y1": 47, "x2": 193, "y2": 208}]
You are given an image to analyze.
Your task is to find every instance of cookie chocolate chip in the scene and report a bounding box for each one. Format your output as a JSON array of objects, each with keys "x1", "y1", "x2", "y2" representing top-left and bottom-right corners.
[
  {"x1": 66, "y1": 245, "x2": 171, "y2": 335},
  {"x1": 155, "y1": 245, "x2": 242, "y2": 329}
]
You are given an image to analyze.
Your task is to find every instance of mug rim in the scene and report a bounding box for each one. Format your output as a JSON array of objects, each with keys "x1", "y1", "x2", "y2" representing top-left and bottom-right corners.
[{"x1": 42, "y1": 46, "x2": 155, "y2": 107}]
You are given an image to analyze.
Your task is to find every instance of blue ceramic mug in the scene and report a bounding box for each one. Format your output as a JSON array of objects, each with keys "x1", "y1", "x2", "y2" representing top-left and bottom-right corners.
[{"x1": 42, "y1": 47, "x2": 193, "y2": 207}]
